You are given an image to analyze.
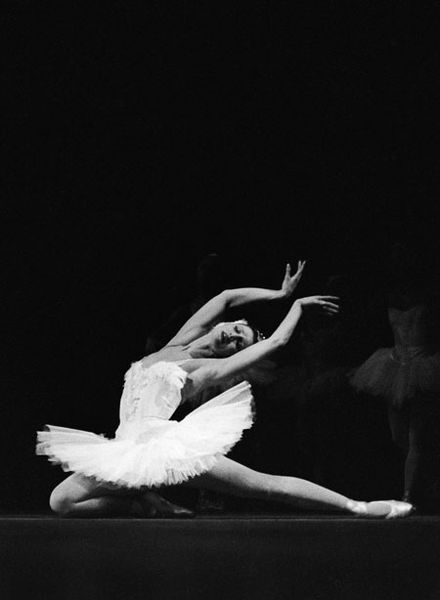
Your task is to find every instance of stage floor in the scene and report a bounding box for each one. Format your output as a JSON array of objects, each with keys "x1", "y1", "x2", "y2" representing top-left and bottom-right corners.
[{"x1": 2, "y1": 514, "x2": 440, "y2": 600}]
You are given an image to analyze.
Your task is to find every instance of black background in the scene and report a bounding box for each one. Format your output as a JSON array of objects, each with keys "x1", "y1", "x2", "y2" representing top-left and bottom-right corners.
[{"x1": 3, "y1": 1, "x2": 440, "y2": 511}]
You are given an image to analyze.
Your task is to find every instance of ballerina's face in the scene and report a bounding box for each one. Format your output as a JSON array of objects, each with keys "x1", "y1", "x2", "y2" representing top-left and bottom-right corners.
[{"x1": 211, "y1": 321, "x2": 255, "y2": 357}]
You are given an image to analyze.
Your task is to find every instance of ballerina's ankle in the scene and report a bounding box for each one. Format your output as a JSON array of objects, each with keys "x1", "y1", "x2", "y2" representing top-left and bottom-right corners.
[{"x1": 346, "y1": 499, "x2": 368, "y2": 516}]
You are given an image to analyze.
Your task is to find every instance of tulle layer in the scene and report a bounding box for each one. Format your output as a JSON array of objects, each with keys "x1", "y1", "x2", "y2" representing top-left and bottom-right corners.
[
  {"x1": 36, "y1": 381, "x2": 254, "y2": 488},
  {"x1": 350, "y1": 347, "x2": 440, "y2": 408}
]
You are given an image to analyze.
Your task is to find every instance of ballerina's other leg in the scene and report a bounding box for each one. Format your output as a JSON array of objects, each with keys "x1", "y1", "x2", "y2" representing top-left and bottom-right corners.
[
  {"x1": 388, "y1": 405, "x2": 412, "y2": 499},
  {"x1": 403, "y1": 404, "x2": 434, "y2": 503},
  {"x1": 388, "y1": 406, "x2": 410, "y2": 454},
  {"x1": 185, "y1": 457, "x2": 413, "y2": 518},
  {"x1": 49, "y1": 473, "x2": 193, "y2": 517}
]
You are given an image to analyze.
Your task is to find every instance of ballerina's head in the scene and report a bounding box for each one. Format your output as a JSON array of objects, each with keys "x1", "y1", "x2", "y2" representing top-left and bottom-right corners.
[{"x1": 210, "y1": 319, "x2": 265, "y2": 357}]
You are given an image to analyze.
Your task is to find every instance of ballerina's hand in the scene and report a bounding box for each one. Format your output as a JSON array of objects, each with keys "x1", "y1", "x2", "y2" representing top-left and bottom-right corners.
[
  {"x1": 294, "y1": 295, "x2": 340, "y2": 316},
  {"x1": 280, "y1": 260, "x2": 306, "y2": 298}
]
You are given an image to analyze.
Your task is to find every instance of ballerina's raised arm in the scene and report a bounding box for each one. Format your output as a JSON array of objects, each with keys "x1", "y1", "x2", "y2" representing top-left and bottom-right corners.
[
  {"x1": 165, "y1": 261, "x2": 306, "y2": 347},
  {"x1": 185, "y1": 294, "x2": 339, "y2": 395}
]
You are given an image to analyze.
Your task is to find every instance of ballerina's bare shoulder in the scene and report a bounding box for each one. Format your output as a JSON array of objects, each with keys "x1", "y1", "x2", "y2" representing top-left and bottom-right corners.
[
  {"x1": 139, "y1": 347, "x2": 215, "y2": 401},
  {"x1": 140, "y1": 345, "x2": 213, "y2": 373},
  {"x1": 141, "y1": 346, "x2": 192, "y2": 368}
]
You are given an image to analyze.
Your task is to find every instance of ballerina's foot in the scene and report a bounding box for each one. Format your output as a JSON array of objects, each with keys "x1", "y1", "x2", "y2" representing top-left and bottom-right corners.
[
  {"x1": 157, "y1": 502, "x2": 195, "y2": 518},
  {"x1": 348, "y1": 499, "x2": 414, "y2": 519},
  {"x1": 141, "y1": 492, "x2": 195, "y2": 518}
]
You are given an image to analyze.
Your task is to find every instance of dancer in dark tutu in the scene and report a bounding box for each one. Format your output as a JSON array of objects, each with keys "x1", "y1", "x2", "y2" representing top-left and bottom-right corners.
[
  {"x1": 37, "y1": 262, "x2": 412, "y2": 519},
  {"x1": 351, "y1": 242, "x2": 440, "y2": 505}
]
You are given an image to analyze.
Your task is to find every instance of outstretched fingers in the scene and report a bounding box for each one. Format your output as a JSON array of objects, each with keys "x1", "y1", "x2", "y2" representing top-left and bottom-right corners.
[
  {"x1": 318, "y1": 295, "x2": 340, "y2": 315},
  {"x1": 285, "y1": 260, "x2": 306, "y2": 278},
  {"x1": 281, "y1": 260, "x2": 306, "y2": 297},
  {"x1": 295, "y1": 260, "x2": 306, "y2": 276}
]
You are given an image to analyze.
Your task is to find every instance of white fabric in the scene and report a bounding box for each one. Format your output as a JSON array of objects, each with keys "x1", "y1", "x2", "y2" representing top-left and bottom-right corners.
[
  {"x1": 36, "y1": 361, "x2": 254, "y2": 488},
  {"x1": 116, "y1": 360, "x2": 188, "y2": 439}
]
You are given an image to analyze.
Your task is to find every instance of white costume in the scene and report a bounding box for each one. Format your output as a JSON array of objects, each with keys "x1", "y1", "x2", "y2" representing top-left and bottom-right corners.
[{"x1": 37, "y1": 361, "x2": 254, "y2": 488}]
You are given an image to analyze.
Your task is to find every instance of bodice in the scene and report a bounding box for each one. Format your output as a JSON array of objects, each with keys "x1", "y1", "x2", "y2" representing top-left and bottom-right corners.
[
  {"x1": 388, "y1": 304, "x2": 428, "y2": 350},
  {"x1": 115, "y1": 360, "x2": 188, "y2": 439}
]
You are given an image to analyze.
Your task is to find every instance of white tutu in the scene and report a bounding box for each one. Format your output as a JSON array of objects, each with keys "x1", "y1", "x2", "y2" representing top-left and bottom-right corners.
[
  {"x1": 36, "y1": 366, "x2": 254, "y2": 488},
  {"x1": 350, "y1": 346, "x2": 440, "y2": 408}
]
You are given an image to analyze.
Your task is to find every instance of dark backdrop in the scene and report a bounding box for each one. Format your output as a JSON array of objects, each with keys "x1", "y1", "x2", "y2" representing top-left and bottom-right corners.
[{"x1": 3, "y1": 1, "x2": 440, "y2": 511}]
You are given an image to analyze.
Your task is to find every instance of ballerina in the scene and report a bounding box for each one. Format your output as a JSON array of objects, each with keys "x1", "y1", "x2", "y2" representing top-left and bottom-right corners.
[
  {"x1": 350, "y1": 243, "x2": 440, "y2": 506},
  {"x1": 37, "y1": 262, "x2": 413, "y2": 519}
]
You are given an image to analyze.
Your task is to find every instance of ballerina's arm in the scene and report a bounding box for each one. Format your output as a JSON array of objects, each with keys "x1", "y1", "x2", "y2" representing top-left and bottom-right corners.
[
  {"x1": 185, "y1": 295, "x2": 338, "y2": 394},
  {"x1": 165, "y1": 261, "x2": 306, "y2": 346}
]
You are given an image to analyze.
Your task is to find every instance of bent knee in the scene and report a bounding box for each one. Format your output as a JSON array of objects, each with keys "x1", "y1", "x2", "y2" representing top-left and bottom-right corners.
[{"x1": 49, "y1": 485, "x2": 75, "y2": 516}]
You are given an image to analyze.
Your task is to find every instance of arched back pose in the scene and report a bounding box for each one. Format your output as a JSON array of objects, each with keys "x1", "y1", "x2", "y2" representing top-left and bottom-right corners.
[{"x1": 37, "y1": 262, "x2": 412, "y2": 519}]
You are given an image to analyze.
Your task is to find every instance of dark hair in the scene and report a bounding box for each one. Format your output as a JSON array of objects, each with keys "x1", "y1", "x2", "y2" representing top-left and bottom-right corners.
[
  {"x1": 250, "y1": 324, "x2": 265, "y2": 344},
  {"x1": 234, "y1": 319, "x2": 265, "y2": 344}
]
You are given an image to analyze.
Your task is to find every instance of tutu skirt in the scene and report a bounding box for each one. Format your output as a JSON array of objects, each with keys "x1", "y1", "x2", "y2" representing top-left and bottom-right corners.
[
  {"x1": 350, "y1": 346, "x2": 440, "y2": 408},
  {"x1": 36, "y1": 381, "x2": 254, "y2": 488}
]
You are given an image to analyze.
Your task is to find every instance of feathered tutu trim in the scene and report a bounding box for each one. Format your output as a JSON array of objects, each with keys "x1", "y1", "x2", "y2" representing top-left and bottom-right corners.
[
  {"x1": 36, "y1": 381, "x2": 254, "y2": 488},
  {"x1": 350, "y1": 347, "x2": 440, "y2": 408}
]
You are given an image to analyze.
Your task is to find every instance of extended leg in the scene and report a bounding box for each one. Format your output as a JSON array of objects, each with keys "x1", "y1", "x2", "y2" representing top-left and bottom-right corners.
[
  {"x1": 48, "y1": 461, "x2": 412, "y2": 518},
  {"x1": 185, "y1": 456, "x2": 412, "y2": 517}
]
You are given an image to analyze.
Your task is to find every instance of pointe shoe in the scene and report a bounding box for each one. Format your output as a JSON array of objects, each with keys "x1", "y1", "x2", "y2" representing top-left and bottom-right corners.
[
  {"x1": 144, "y1": 504, "x2": 195, "y2": 518},
  {"x1": 347, "y1": 499, "x2": 414, "y2": 519},
  {"x1": 159, "y1": 504, "x2": 195, "y2": 519},
  {"x1": 141, "y1": 493, "x2": 195, "y2": 518},
  {"x1": 154, "y1": 499, "x2": 195, "y2": 519},
  {"x1": 381, "y1": 500, "x2": 414, "y2": 519}
]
